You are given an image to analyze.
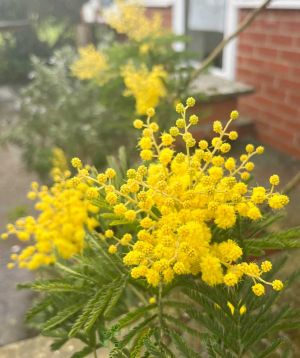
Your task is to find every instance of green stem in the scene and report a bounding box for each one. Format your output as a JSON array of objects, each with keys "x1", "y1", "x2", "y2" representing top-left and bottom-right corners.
[
  {"x1": 93, "y1": 348, "x2": 98, "y2": 358},
  {"x1": 129, "y1": 283, "x2": 148, "y2": 305},
  {"x1": 237, "y1": 216, "x2": 246, "y2": 260},
  {"x1": 158, "y1": 284, "x2": 164, "y2": 345}
]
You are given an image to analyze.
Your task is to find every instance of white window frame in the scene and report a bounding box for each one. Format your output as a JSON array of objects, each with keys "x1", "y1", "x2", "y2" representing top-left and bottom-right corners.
[{"x1": 173, "y1": 0, "x2": 300, "y2": 80}]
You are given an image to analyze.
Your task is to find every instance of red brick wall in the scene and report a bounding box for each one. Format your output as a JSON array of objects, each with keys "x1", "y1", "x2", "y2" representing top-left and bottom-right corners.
[
  {"x1": 236, "y1": 9, "x2": 300, "y2": 158},
  {"x1": 145, "y1": 6, "x2": 172, "y2": 29}
]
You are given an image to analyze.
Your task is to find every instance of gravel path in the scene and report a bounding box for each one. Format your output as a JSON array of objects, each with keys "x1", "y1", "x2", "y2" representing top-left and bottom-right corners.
[{"x1": 0, "y1": 88, "x2": 37, "y2": 345}]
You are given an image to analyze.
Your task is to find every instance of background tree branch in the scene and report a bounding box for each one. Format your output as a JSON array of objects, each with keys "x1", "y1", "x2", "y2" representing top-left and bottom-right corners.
[{"x1": 186, "y1": 0, "x2": 272, "y2": 87}]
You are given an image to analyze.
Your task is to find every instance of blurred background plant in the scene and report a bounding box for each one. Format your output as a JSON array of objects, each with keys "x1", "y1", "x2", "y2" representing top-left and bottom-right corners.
[
  {"x1": 0, "y1": 0, "x2": 85, "y2": 83},
  {"x1": 1, "y1": 1, "x2": 197, "y2": 178}
]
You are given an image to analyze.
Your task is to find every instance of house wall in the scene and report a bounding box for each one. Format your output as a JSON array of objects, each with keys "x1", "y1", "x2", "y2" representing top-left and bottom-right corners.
[
  {"x1": 145, "y1": 6, "x2": 172, "y2": 29},
  {"x1": 236, "y1": 8, "x2": 300, "y2": 158}
]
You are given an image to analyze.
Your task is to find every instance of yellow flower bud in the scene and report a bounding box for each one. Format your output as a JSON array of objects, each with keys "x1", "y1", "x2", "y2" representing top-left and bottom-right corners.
[
  {"x1": 108, "y1": 245, "x2": 117, "y2": 254},
  {"x1": 147, "y1": 108, "x2": 155, "y2": 117},
  {"x1": 252, "y1": 283, "x2": 265, "y2": 296},
  {"x1": 133, "y1": 119, "x2": 143, "y2": 129}
]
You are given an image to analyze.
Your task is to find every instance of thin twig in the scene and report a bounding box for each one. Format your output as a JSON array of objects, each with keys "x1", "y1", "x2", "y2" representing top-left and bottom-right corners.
[
  {"x1": 186, "y1": 0, "x2": 272, "y2": 87},
  {"x1": 283, "y1": 171, "x2": 300, "y2": 195},
  {"x1": 93, "y1": 348, "x2": 98, "y2": 358},
  {"x1": 158, "y1": 284, "x2": 164, "y2": 346}
]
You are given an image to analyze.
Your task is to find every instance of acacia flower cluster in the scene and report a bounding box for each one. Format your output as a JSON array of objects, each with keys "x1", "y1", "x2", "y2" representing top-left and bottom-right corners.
[
  {"x1": 104, "y1": 0, "x2": 163, "y2": 42},
  {"x1": 72, "y1": 100, "x2": 286, "y2": 296},
  {"x1": 2, "y1": 168, "x2": 99, "y2": 270},
  {"x1": 2, "y1": 99, "x2": 289, "y2": 296},
  {"x1": 70, "y1": 2, "x2": 169, "y2": 116},
  {"x1": 71, "y1": 45, "x2": 108, "y2": 83},
  {"x1": 71, "y1": 49, "x2": 167, "y2": 115},
  {"x1": 122, "y1": 63, "x2": 167, "y2": 115}
]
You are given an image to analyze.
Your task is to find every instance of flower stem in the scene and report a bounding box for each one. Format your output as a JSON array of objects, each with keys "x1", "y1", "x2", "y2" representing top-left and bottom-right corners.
[
  {"x1": 158, "y1": 284, "x2": 164, "y2": 345},
  {"x1": 93, "y1": 348, "x2": 98, "y2": 358}
]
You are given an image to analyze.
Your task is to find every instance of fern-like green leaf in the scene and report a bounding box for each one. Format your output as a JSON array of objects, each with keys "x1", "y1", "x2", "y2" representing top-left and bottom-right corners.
[
  {"x1": 169, "y1": 330, "x2": 200, "y2": 358},
  {"x1": 257, "y1": 339, "x2": 283, "y2": 358},
  {"x1": 130, "y1": 328, "x2": 151, "y2": 358},
  {"x1": 69, "y1": 286, "x2": 110, "y2": 337},
  {"x1": 118, "y1": 315, "x2": 157, "y2": 349},
  {"x1": 43, "y1": 304, "x2": 82, "y2": 332},
  {"x1": 19, "y1": 280, "x2": 83, "y2": 293}
]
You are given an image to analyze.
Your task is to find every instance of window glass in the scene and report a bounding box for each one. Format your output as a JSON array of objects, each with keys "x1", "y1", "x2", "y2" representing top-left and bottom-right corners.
[{"x1": 186, "y1": 0, "x2": 226, "y2": 69}]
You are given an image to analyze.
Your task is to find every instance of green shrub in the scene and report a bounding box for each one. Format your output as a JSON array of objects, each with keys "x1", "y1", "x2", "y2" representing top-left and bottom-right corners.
[{"x1": 1, "y1": 47, "x2": 136, "y2": 177}]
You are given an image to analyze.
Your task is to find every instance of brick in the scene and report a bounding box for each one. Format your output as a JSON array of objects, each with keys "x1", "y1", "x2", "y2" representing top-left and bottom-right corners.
[
  {"x1": 252, "y1": 72, "x2": 275, "y2": 86},
  {"x1": 289, "y1": 66, "x2": 300, "y2": 79},
  {"x1": 268, "y1": 34, "x2": 293, "y2": 47},
  {"x1": 280, "y1": 50, "x2": 300, "y2": 64},
  {"x1": 254, "y1": 96, "x2": 275, "y2": 110},
  {"x1": 275, "y1": 78, "x2": 300, "y2": 93},
  {"x1": 238, "y1": 57, "x2": 268, "y2": 71},
  {"x1": 273, "y1": 102, "x2": 299, "y2": 118},
  {"x1": 239, "y1": 32, "x2": 267, "y2": 45},
  {"x1": 279, "y1": 21, "x2": 300, "y2": 32},
  {"x1": 286, "y1": 93, "x2": 300, "y2": 108},
  {"x1": 258, "y1": 132, "x2": 300, "y2": 158},
  {"x1": 238, "y1": 44, "x2": 255, "y2": 54},
  {"x1": 280, "y1": 119, "x2": 300, "y2": 132},
  {"x1": 257, "y1": 20, "x2": 280, "y2": 33},
  {"x1": 254, "y1": 46, "x2": 278, "y2": 59},
  {"x1": 265, "y1": 62, "x2": 290, "y2": 76},
  {"x1": 293, "y1": 38, "x2": 300, "y2": 48},
  {"x1": 262, "y1": 86, "x2": 287, "y2": 102}
]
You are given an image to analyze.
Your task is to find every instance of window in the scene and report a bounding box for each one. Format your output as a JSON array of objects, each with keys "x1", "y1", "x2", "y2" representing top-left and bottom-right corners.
[
  {"x1": 173, "y1": 0, "x2": 236, "y2": 79},
  {"x1": 185, "y1": 0, "x2": 226, "y2": 69}
]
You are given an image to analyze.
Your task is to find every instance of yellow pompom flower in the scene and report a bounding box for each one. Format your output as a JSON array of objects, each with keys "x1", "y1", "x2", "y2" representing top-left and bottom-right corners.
[
  {"x1": 261, "y1": 261, "x2": 272, "y2": 273},
  {"x1": 108, "y1": 245, "x2": 117, "y2": 254},
  {"x1": 149, "y1": 296, "x2": 157, "y2": 304},
  {"x1": 105, "y1": 229, "x2": 114, "y2": 238},
  {"x1": 104, "y1": 1, "x2": 163, "y2": 41},
  {"x1": 252, "y1": 283, "x2": 265, "y2": 296},
  {"x1": 161, "y1": 133, "x2": 174, "y2": 146},
  {"x1": 106, "y1": 168, "x2": 116, "y2": 179},
  {"x1": 189, "y1": 114, "x2": 199, "y2": 125},
  {"x1": 272, "y1": 279, "x2": 284, "y2": 291},
  {"x1": 186, "y1": 97, "x2": 196, "y2": 107},
  {"x1": 224, "y1": 273, "x2": 239, "y2": 287},
  {"x1": 269, "y1": 175, "x2": 280, "y2": 186},
  {"x1": 175, "y1": 103, "x2": 185, "y2": 114},
  {"x1": 159, "y1": 148, "x2": 174, "y2": 166},
  {"x1": 71, "y1": 45, "x2": 108, "y2": 83},
  {"x1": 169, "y1": 126, "x2": 179, "y2": 137},
  {"x1": 140, "y1": 150, "x2": 153, "y2": 161},
  {"x1": 124, "y1": 210, "x2": 137, "y2": 222},
  {"x1": 71, "y1": 157, "x2": 82, "y2": 169},
  {"x1": 245, "y1": 144, "x2": 255, "y2": 154},
  {"x1": 176, "y1": 118, "x2": 185, "y2": 128},
  {"x1": 268, "y1": 194, "x2": 289, "y2": 209},
  {"x1": 122, "y1": 64, "x2": 167, "y2": 115},
  {"x1": 256, "y1": 146, "x2": 265, "y2": 154},
  {"x1": 230, "y1": 110, "x2": 239, "y2": 120},
  {"x1": 214, "y1": 205, "x2": 236, "y2": 229},
  {"x1": 217, "y1": 240, "x2": 243, "y2": 263},
  {"x1": 133, "y1": 119, "x2": 144, "y2": 129},
  {"x1": 213, "y1": 121, "x2": 223, "y2": 134},
  {"x1": 147, "y1": 108, "x2": 156, "y2": 118},
  {"x1": 229, "y1": 131, "x2": 238, "y2": 140}
]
